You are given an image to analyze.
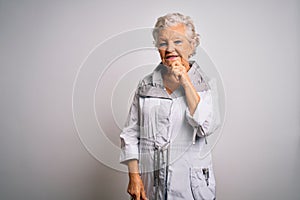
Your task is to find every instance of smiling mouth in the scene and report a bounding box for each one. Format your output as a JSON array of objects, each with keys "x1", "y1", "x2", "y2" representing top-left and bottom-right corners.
[{"x1": 166, "y1": 55, "x2": 179, "y2": 60}]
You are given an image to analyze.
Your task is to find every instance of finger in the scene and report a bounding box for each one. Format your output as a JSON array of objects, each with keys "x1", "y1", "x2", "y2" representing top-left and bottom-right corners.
[
  {"x1": 170, "y1": 60, "x2": 188, "y2": 72},
  {"x1": 127, "y1": 189, "x2": 137, "y2": 198},
  {"x1": 172, "y1": 69, "x2": 183, "y2": 77},
  {"x1": 171, "y1": 60, "x2": 182, "y2": 68},
  {"x1": 171, "y1": 65, "x2": 186, "y2": 73},
  {"x1": 136, "y1": 194, "x2": 140, "y2": 200},
  {"x1": 141, "y1": 188, "x2": 147, "y2": 200},
  {"x1": 134, "y1": 190, "x2": 140, "y2": 200},
  {"x1": 172, "y1": 67, "x2": 184, "y2": 74}
]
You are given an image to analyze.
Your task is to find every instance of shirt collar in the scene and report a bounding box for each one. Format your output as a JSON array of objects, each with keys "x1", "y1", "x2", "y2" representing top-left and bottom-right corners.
[
  {"x1": 138, "y1": 61, "x2": 209, "y2": 99},
  {"x1": 152, "y1": 61, "x2": 209, "y2": 91}
]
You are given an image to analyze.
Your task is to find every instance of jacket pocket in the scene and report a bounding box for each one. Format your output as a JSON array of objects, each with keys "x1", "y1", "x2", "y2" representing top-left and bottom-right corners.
[{"x1": 190, "y1": 167, "x2": 216, "y2": 200}]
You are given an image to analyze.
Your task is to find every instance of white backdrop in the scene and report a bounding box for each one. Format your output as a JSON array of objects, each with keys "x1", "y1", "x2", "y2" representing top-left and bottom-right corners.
[{"x1": 0, "y1": 0, "x2": 299, "y2": 199}]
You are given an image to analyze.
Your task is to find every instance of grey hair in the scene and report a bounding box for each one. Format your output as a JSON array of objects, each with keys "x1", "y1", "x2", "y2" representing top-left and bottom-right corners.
[{"x1": 152, "y1": 13, "x2": 200, "y2": 57}]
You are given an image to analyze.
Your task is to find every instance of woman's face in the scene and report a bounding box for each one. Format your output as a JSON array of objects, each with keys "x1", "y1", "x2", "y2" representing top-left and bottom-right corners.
[{"x1": 157, "y1": 23, "x2": 193, "y2": 68}]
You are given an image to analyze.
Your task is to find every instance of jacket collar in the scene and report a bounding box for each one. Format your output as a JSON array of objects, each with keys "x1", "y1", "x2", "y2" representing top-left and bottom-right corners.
[{"x1": 138, "y1": 61, "x2": 209, "y2": 99}]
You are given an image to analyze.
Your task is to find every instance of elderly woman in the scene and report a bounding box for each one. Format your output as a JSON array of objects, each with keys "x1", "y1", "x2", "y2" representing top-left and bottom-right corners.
[{"x1": 120, "y1": 13, "x2": 218, "y2": 200}]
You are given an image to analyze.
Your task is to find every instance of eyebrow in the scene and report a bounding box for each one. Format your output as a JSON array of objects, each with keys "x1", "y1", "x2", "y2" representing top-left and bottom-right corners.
[
  {"x1": 158, "y1": 37, "x2": 167, "y2": 41},
  {"x1": 158, "y1": 36, "x2": 185, "y2": 41}
]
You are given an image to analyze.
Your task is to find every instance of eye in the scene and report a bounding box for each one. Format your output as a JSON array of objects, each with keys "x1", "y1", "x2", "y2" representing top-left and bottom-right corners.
[
  {"x1": 174, "y1": 40, "x2": 182, "y2": 45},
  {"x1": 158, "y1": 42, "x2": 167, "y2": 47}
]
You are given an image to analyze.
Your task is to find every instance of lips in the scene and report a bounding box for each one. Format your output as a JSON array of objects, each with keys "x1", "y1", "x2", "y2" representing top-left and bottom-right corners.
[{"x1": 166, "y1": 55, "x2": 179, "y2": 60}]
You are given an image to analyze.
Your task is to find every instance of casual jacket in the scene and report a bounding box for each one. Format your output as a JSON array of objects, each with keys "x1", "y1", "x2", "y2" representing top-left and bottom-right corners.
[{"x1": 120, "y1": 61, "x2": 218, "y2": 200}]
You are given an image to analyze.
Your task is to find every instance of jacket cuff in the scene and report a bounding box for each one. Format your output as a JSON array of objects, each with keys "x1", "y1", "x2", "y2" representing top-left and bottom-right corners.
[
  {"x1": 186, "y1": 100, "x2": 210, "y2": 127},
  {"x1": 120, "y1": 144, "x2": 139, "y2": 164},
  {"x1": 185, "y1": 91, "x2": 213, "y2": 139}
]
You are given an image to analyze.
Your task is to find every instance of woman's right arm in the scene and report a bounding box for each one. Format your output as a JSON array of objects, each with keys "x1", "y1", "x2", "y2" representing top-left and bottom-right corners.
[
  {"x1": 127, "y1": 160, "x2": 147, "y2": 200},
  {"x1": 119, "y1": 87, "x2": 147, "y2": 200}
]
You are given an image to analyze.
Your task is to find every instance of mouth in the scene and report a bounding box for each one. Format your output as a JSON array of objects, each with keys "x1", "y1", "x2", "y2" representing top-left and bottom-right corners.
[{"x1": 166, "y1": 54, "x2": 179, "y2": 60}]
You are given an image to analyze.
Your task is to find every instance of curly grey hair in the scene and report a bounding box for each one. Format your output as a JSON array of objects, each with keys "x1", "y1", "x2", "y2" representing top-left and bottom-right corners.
[{"x1": 152, "y1": 13, "x2": 200, "y2": 57}]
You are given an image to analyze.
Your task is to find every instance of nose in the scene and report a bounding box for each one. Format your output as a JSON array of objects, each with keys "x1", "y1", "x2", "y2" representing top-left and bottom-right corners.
[{"x1": 166, "y1": 42, "x2": 175, "y2": 52}]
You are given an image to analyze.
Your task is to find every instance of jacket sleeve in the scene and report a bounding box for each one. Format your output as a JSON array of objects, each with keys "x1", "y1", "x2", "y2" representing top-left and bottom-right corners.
[
  {"x1": 119, "y1": 90, "x2": 140, "y2": 164},
  {"x1": 185, "y1": 90, "x2": 215, "y2": 143}
]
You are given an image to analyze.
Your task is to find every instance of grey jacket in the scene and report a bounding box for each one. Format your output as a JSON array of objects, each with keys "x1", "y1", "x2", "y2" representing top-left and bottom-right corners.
[{"x1": 120, "y1": 61, "x2": 217, "y2": 200}]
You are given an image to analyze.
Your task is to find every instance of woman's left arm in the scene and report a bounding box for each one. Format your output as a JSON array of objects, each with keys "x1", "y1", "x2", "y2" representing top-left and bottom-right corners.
[
  {"x1": 171, "y1": 63, "x2": 200, "y2": 116},
  {"x1": 171, "y1": 63, "x2": 216, "y2": 142},
  {"x1": 181, "y1": 77, "x2": 200, "y2": 116}
]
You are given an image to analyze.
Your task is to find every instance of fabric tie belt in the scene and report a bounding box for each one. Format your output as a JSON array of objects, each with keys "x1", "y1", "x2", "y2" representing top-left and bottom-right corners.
[{"x1": 154, "y1": 142, "x2": 170, "y2": 200}]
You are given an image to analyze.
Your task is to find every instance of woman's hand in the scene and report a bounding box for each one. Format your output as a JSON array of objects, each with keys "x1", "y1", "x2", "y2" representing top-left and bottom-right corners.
[
  {"x1": 127, "y1": 173, "x2": 147, "y2": 200},
  {"x1": 169, "y1": 60, "x2": 191, "y2": 87},
  {"x1": 166, "y1": 59, "x2": 200, "y2": 115}
]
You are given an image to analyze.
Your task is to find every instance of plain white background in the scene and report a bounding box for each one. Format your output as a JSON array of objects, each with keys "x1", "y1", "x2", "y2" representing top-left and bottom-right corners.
[{"x1": 0, "y1": 0, "x2": 299, "y2": 199}]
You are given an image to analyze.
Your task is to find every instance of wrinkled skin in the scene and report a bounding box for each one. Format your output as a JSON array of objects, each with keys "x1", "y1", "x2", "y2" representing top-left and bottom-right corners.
[{"x1": 127, "y1": 173, "x2": 147, "y2": 200}]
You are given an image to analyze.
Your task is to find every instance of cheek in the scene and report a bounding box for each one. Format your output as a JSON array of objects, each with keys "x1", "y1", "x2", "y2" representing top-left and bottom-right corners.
[
  {"x1": 181, "y1": 45, "x2": 193, "y2": 58},
  {"x1": 176, "y1": 48, "x2": 189, "y2": 59},
  {"x1": 158, "y1": 50, "x2": 165, "y2": 59}
]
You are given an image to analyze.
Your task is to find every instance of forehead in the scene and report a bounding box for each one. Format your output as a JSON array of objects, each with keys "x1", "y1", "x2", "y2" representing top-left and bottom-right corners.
[{"x1": 158, "y1": 23, "x2": 187, "y2": 39}]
